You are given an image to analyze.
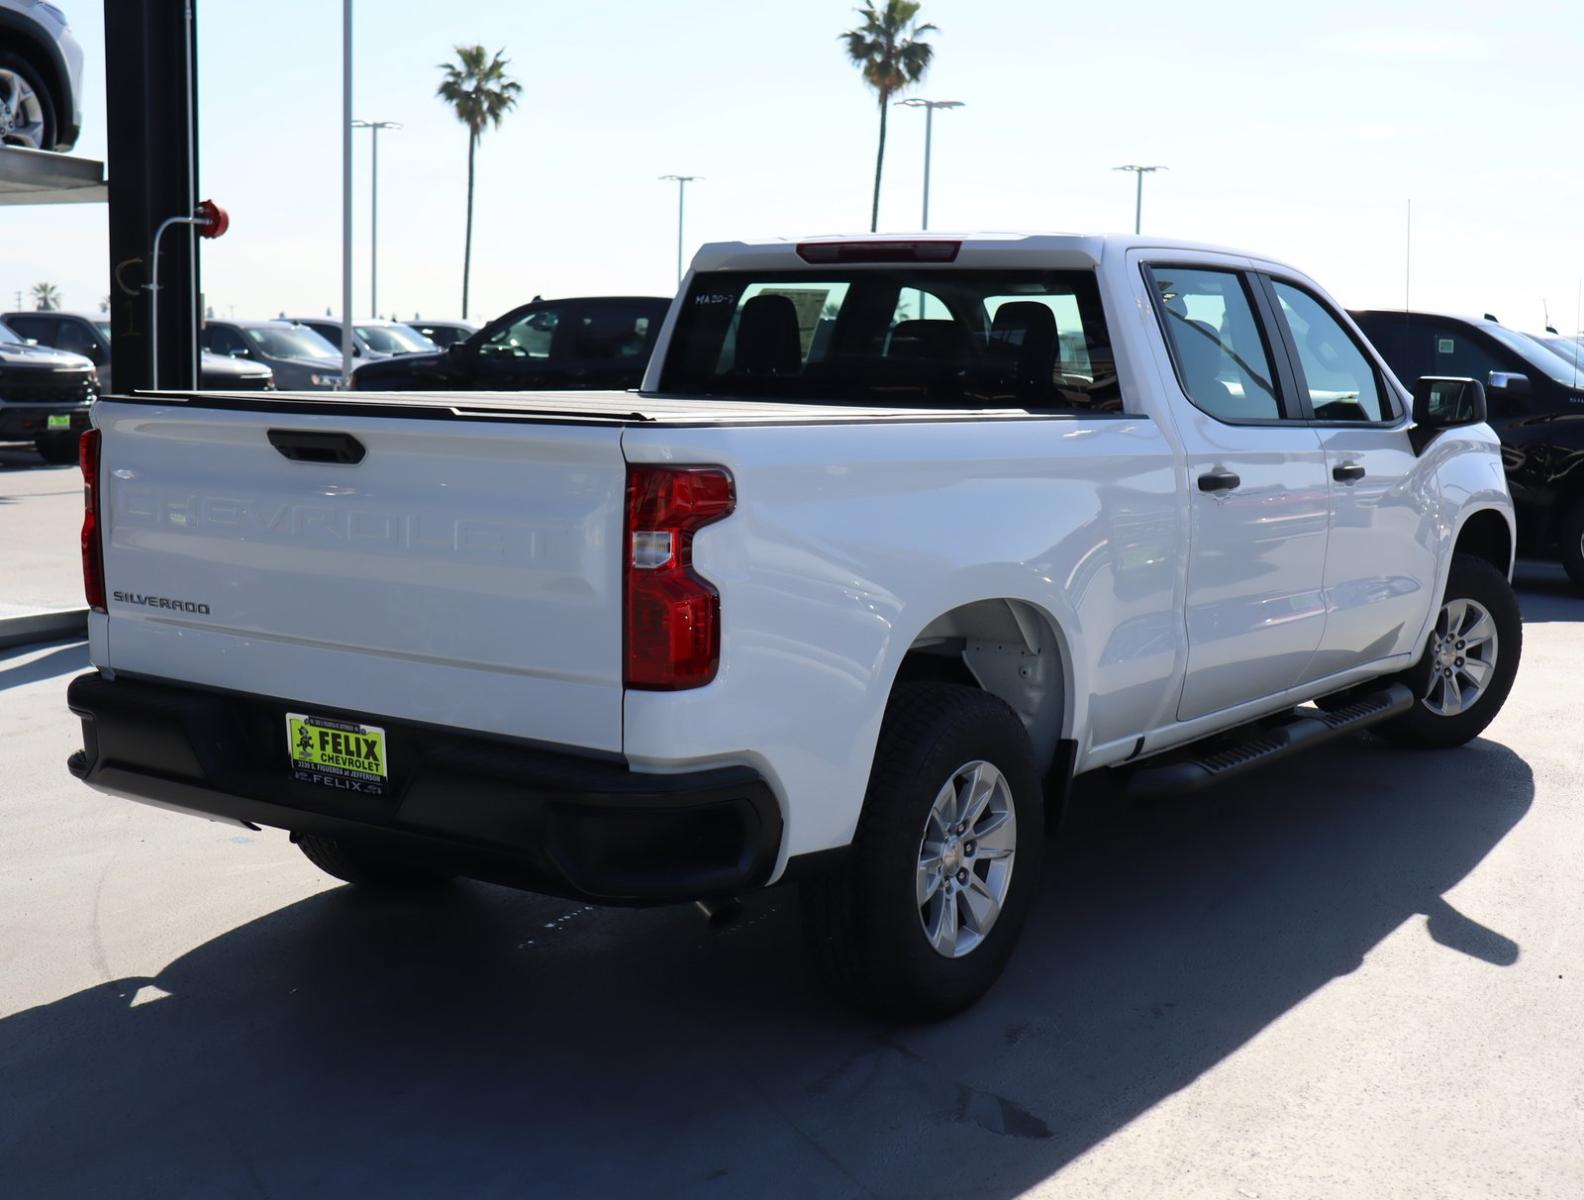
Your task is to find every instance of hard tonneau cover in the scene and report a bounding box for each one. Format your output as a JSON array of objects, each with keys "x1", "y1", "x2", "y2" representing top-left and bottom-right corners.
[{"x1": 104, "y1": 389, "x2": 1042, "y2": 426}]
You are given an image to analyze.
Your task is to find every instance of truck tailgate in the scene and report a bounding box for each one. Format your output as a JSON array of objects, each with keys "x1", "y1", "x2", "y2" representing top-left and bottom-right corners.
[{"x1": 94, "y1": 401, "x2": 626, "y2": 753}]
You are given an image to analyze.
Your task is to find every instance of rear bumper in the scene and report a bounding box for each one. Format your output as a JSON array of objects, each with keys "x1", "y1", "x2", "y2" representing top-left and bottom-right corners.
[{"x1": 66, "y1": 672, "x2": 782, "y2": 905}]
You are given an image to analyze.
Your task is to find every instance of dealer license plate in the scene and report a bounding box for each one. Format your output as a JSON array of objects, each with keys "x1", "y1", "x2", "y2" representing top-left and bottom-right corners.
[
  {"x1": 46, "y1": 414, "x2": 72, "y2": 430},
  {"x1": 286, "y1": 713, "x2": 388, "y2": 795}
]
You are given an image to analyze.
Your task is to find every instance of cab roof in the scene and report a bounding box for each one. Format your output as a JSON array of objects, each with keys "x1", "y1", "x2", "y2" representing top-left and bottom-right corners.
[{"x1": 689, "y1": 232, "x2": 1278, "y2": 274}]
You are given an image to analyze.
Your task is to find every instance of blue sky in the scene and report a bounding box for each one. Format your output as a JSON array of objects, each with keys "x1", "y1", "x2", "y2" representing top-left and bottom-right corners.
[{"x1": 6, "y1": 0, "x2": 1583, "y2": 332}]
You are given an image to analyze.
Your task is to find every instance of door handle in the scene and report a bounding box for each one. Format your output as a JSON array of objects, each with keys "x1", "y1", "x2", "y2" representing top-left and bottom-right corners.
[
  {"x1": 1332, "y1": 463, "x2": 1366, "y2": 483},
  {"x1": 267, "y1": 429, "x2": 366, "y2": 465},
  {"x1": 1197, "y1": 467, "x2": 1241, "y2": 493}
]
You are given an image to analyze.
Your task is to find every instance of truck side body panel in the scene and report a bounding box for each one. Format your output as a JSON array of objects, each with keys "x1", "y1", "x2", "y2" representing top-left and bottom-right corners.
[{"x1": 622, "y1": 415, "x2": 1184, "y2": 864}]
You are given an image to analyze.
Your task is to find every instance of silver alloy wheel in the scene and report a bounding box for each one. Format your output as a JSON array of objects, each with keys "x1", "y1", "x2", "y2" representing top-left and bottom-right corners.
[
  {"x1": 0, "y1": 68, "x2": 46, "y2": 150},
  {"x1": 916, "y1": 759, "x2": 1017, "y2": 959},
  {"x1": 1421, "y1": 596, "x2": 1499, "y2": 717}
]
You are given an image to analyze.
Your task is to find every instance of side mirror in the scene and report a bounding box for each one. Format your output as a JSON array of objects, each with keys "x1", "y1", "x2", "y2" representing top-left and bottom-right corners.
[{"x1": 1410, "y1": 376, "x2": 1487, "y2": 455}]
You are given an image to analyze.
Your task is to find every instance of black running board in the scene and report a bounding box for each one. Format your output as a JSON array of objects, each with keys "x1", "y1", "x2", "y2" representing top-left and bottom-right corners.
[{"x1": 1125, "y1": 683, "x2": 1415, "y2": 800}]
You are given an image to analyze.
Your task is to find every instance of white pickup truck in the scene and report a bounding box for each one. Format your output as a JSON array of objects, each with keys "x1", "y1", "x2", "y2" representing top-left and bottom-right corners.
[{"x1": 67, "y1": 234, "x2": 1521, "y2": 1017}]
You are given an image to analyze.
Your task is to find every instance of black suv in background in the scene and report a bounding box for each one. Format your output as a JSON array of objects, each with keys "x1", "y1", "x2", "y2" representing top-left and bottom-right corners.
[
  {"x1": 1354, "y1": 309, "x2": 1584, "y2": 587},
  {"x1": 351, "y1": 296, "x2": 670, "y2": 392},
  {"x1": 0, "y1": 317, "x2": 96, "y2": 462}
]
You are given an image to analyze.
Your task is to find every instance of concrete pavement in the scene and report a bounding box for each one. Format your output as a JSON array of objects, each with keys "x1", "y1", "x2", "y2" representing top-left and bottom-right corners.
[
  {"x1": 0, "y1": 445, "x2": 83, "y2": 617},
  {"x1": 0, "y1": 565, "x2": 1580, "y2": 1198}
]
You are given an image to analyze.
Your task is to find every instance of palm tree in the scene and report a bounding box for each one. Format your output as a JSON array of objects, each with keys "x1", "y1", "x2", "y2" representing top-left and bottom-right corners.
[
  {"x1": 841, "y1": 1, "x2": 936, "y2": 233},
  {"x1": 436, "y1": 45, "x2": 522, "y2": 318},
  {"x1": 31, "y1": 281, "x2": 60, "y2": 311}
]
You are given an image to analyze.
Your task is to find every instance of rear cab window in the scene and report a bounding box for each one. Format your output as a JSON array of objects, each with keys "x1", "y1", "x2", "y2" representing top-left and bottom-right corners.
[{"x1": 659, "y1": 268, "x2": 1125, "y2": 412}]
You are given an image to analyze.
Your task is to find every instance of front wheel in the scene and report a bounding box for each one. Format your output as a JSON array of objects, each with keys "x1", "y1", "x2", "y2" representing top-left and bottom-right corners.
[
  {"x1": 1375, "y1": 554, "x2": 1522, "y2": 749},
  {"x1": 801, "y1": 684, "x2": 1043, "y2": 1020}
]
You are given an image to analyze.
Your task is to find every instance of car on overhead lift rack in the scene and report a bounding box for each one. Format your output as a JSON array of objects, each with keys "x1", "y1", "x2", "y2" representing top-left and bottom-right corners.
[{"x1": 0, "y1": 0, "x2": 85, "y2": 151}]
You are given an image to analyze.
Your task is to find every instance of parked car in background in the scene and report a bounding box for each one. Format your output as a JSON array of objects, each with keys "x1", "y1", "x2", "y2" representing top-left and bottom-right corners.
[
  {"x1": 196, "y1": 351, "x2": 274, "y2": 391},
  {"x1": 3, "y1": 310, "x2": 275, "y2": 393},
  {"x1": 200, "y1": 320, "x2": 346, "y2": 391},
  {"x1": 1354, "y1": 309, "x2": 1584, "y2": 588},
  {"x1": 350, "y1": 296, "x2": 669, "y2": 391},
  {"x1": 407, "y1": 319, "x2": 478, "y2": 350},
  {"x1": 290, "y1": 317, "x2": 436, "y2": 361},
  {"x1": 0, "y1": 0, "x2": 84, "y2": 150},
  {"x1": 0, "y1": 315, "x2": 94, "y2": 461}
]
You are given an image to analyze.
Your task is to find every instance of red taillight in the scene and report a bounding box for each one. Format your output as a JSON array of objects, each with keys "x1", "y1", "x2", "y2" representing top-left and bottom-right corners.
[
  {"x1": 795, "y1": 239, "x2": 960, "y2": 264},
  {"x1": 79, "y1": 428, "x2": 106, "y2": 613},
  {"x1": 624, "y1": 465, "x2": 734, "y2": 690}
]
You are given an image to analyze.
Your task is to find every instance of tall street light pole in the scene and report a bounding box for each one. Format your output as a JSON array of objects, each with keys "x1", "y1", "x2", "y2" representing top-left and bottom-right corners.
[
  {"x1": 1114, "y1": 164, "x2": 1166, "y2": 235},
  {"x1": 353, "y1": 119, "x2": 402, "y2": 318},
  {"x1": 659, "y1": 175, "x2": 701, "y2": 284},
  {"x1": 896, "y1": 98, "x2": 963, "y2": 230}
]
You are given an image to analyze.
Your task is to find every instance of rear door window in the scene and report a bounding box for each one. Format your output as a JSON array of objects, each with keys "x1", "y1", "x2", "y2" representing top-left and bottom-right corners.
[
  {"x1": 204, "y1": 325, "x2": 249, "y2": 357},
  {"x1": 568, "y1": 301, "x2": 660, "y2": 363},
  {"x1": 1146, "y1": 266, "x2": 1285, "y2": 422},
  {"x1": 5, "y1": 315, "x2": 57, "y2": 345}
]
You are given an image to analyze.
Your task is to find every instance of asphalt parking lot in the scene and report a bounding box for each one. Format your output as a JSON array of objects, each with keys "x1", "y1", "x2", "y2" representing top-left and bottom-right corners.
[{"x1": 1, "y1": 564, "x2": 1580, "y2": 1199}]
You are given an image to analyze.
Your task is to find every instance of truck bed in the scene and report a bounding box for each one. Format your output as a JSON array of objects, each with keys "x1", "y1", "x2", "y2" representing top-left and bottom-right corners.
[{"x1": 108, "y1": 388, "x2": 1044, "y2": 426}]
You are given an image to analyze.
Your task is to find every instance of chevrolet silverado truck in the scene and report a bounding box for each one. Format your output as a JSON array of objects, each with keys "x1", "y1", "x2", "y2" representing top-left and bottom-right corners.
[{"x1": 65, "y1": 235, "x2": 1521, "y2": 1018}]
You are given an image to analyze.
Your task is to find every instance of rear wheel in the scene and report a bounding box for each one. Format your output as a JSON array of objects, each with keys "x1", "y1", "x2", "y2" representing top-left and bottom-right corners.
[
  {"x1": 1558, "y1": 498, "x2": 1584, "y2": 592},
  {"x1": 295, "y1": 833, "x2": 452, "y2": 890},
  {"x1": 34, "y1": 433, "x2": 78, "y2": 465},
  {"x1": 801, "y1": 684, "x2": 1043, "y2": 1020},
  {"x1": 1375, "y1": 554, "x2": 1521, "y2": 749}
]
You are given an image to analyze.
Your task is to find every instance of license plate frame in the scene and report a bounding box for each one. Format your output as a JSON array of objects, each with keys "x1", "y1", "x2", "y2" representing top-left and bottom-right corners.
[{"x1": 286, "y1": 712, "x2": 388, "y2": 796}]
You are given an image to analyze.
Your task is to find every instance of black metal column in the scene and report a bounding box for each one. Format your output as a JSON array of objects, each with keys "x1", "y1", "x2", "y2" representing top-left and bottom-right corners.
[{"x1": 104, "y1": 0, "x2": 200, "y2": 394}]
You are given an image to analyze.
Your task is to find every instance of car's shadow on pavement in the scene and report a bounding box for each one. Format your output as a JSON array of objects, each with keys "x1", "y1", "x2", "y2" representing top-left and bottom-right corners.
[
  {"x1": 0, "y1": 443, "x2": 60, "y2": 471},
  {"x1": 1, "y1": 728, "x2": 1533, "y2": 1198}
]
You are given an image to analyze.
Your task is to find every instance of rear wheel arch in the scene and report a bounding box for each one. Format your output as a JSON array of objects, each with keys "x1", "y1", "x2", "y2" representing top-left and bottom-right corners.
[{"x1": 890, "y1": 598, "x2": 1071, "y2": 777}]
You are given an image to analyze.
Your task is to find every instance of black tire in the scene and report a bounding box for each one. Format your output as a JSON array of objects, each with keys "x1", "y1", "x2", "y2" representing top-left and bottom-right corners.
[
  {"x1": 295, "y1": 833, "x2": 452, "y2": 890},
  {"x1": 801, "y1": 684, "x2": 1044, "y2": 1021},
  {"x1": 1559, "y1": 497, "x2": 1584, "y2": 592},
  {"x1": 34, "y1": 433, "x2": 78, "y2": 465},
  {"x1": 0, "y1": 51, "x2": 58, "y2": 151},
  {"x1": 1375, "y1": 554, "x2": 1522, "y2": 750}
]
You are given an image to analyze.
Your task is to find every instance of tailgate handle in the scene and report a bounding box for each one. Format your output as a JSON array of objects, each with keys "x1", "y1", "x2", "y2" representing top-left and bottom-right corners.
[{"x1": 267, "y1": 429, "x2": 365, "y2": 465}]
